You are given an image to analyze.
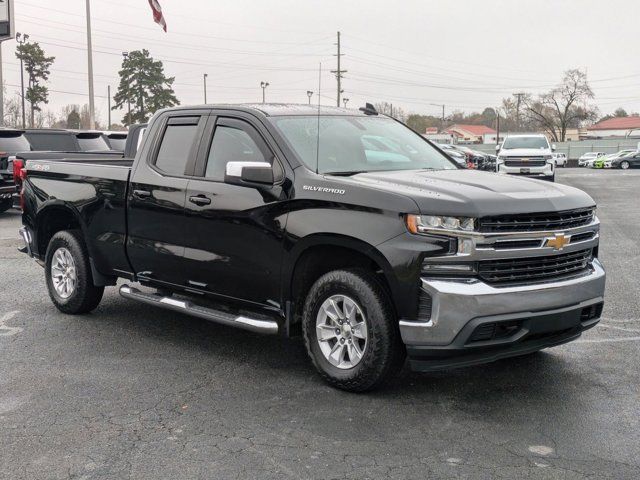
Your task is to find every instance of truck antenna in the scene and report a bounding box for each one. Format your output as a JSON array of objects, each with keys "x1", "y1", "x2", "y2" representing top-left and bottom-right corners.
[{"x1": 315, "y1": 62, "x2": 321, "y2": 175}]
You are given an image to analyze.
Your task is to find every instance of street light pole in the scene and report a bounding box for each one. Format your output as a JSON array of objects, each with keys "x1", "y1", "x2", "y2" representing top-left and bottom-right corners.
[
  {"x1": 85, "y1": 0, "x2": 96, "y2": 129},
  {"x1": 16, "y1": 32, "x2": 28, "y2": 129},
  {"x1": 203, "y1": 73, "x2": 208, "y2": 104},
  {"x1": 260, "y1": 81, "x2": 269, "y2": 104},
  {"x1": 306, "y1": 90, "x2": 313, "y2": 104},
  {"x1": 343, "y1": 98, "x2": 349, "y2": 108}
]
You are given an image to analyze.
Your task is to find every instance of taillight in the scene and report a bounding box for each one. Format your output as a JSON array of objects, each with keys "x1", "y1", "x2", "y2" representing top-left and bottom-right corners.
[{"x1": 11, "y1": 157, "x2": 24, "y2": 183}]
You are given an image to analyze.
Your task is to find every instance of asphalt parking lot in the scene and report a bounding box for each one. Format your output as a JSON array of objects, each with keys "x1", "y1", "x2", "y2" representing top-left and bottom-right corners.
[{"x1": 1, "y1": 168, "x2": 639, "y2": 480}]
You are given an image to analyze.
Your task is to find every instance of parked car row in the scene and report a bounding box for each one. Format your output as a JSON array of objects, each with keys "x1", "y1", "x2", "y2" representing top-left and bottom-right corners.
[
  {"x1": 436, "y1": 143, "x2": 496, "y2": 171},
  {"x1": 577, "y1": 150, "x2": 639, "y2": 169}
]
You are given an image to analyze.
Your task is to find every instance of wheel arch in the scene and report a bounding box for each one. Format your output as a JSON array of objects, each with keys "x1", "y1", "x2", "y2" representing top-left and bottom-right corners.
[{"x1": 282, "y1": 234, "x2": 401, "y2": 324}]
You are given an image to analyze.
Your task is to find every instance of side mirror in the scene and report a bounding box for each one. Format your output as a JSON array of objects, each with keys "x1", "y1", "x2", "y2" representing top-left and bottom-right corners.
[
  {"x1": 495, "y1": 144, "x2": 501, "y2": 152},
  {"x1": 551, "y1": 144, "x2": 557, "y2": 151},
  {"x1": 225, "y1": 161, "x2": 274, "y2": 187}
]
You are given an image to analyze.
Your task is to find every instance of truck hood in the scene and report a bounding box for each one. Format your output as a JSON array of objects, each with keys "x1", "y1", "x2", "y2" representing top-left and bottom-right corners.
[
  {"x1": 498, "y1": 148, "x2": 551, "y2": 157},
  {"x1": 341, "y1": 169, "x2": 594, "y2": 217}
]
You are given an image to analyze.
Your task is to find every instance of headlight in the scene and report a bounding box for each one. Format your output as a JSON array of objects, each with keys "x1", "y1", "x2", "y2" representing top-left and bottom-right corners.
[
  {"x1": 497, "y1": 156, "x2": 506, "y2": 162},
  {"x1": 406, "y1": 214, "x2": 476, "y2": 234},
  {"x1": 544, "y1": 155, "x2": 553, "y2": 160}
]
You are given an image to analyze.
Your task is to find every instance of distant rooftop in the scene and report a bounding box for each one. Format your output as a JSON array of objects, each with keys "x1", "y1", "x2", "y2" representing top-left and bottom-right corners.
[
  {"x1": 588, "y1": 116, "x2": 640, "y2": 131},
  {"x1": 445, "y1": 124, "x2": 496, "y2": 136}
]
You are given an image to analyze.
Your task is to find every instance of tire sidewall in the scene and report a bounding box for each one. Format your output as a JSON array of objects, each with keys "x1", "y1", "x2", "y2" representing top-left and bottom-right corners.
[
  {"x1": 620, "y1": 161, "x2": 629, "y2": 170},
  {"x1": 302, "y1": 270, "x2": 400, "y2": 389},
  {"x1": 45, "y1": 231, "x2": 96, "y2": 312}
]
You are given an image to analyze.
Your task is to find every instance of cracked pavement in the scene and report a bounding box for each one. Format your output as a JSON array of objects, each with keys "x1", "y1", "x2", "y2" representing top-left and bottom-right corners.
[{"x1": 0, "y1": 168, "x2": 639, "y2": 479}]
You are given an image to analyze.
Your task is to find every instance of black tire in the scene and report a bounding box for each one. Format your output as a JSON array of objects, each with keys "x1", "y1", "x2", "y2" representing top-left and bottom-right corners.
[
  {"x1": 302, "y1": 269, "x2": 406, "y2": 392},
  {"x1": 0, "y1": 198, "x2": 12, "y2": 213},
  {"x1": 45, "y1": 230, "x2": 104, "y2": 314}
]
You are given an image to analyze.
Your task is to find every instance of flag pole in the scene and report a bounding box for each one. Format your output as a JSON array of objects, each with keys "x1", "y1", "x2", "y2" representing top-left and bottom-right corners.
[{"x1": 85, "y1": 0, "x2": 96, "y2": 129}]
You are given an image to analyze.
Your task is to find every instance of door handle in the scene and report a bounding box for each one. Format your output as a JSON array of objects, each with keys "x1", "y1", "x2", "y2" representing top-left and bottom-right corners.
[
  {"x1": 133, "y1": 189, "x2": 151, "y2": 199},
  {"x1": 189, "y1": 195, "x2": 212, "y2": 206}
]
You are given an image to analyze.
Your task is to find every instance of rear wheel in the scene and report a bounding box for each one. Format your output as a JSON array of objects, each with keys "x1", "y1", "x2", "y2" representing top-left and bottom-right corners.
[
  {"x1": 620, "y1": 160, "x2": 630, "y2": 170},
  {"x1": 302, "y1": 269, "x2": 405, "y2": 392},
  {"x1": 45, "y1": 230, "x2": 104, "y2": 314}
]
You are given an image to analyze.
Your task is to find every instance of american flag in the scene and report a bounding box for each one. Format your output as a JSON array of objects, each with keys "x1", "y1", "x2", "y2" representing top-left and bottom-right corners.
[{"x1": 148, "y1": 0, "x2": 167, "y2": 32}]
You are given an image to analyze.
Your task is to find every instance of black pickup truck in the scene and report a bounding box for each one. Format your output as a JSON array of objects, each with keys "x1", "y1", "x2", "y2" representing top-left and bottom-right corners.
[{"x1": 19, "y1": 104, "x2": 606, "y2": 391}]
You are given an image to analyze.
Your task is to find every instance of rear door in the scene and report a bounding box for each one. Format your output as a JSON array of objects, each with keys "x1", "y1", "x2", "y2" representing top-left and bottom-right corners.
[
  {"x1": 181, "y1": 114, "x2": 289, "y2": 307},
  {"x1": 126, "y1": 110, "x2": 209, "y2": 287}
]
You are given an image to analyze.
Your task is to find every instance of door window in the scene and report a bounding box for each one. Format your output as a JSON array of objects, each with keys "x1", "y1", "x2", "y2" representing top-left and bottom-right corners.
[
  {"x1": 154, "y1": 117, "x2": 201, "y2": 176},
  {"x1": 205, "y1": 124, "x2": 270, "y2": 181}
]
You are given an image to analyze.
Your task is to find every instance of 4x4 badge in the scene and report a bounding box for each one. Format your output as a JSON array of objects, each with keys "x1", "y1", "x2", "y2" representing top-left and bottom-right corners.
[{"x1": 544, "y1": 233, "x2": 570, "y2": 251}]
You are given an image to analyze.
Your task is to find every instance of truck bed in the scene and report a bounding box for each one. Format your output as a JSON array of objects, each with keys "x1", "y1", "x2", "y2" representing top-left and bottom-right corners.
[{"x1": 23, "y1": 159, "x2": 133, "y2": 276}]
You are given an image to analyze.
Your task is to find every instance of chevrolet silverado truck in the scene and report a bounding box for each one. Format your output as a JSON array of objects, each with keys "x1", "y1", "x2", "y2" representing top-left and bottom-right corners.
[
  {"x1": 19, "y1": 104, "x2": 606, "y2": 392},
  {"x1": 496, "y1": 134, "x2": 556, "y2": 181}
]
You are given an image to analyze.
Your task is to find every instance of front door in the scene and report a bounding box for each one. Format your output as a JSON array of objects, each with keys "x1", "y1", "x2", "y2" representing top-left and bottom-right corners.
[
  {"x1": 127, "y1": 112, "x2": 208, "y2": 287},
  {"x1": 182, "y1": 115, "x2": 289, "y2": 308}
]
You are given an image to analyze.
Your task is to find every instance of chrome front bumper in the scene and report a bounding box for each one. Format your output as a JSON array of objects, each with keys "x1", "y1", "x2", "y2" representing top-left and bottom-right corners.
[
  {"x1": 400, "y1": 258, "x2": 605, "y2": 347},
  {"x1": 497, "y1": 162, "x2": 554, "y2": 177}
]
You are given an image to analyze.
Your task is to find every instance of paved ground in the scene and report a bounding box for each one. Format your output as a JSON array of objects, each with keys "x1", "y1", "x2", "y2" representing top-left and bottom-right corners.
[{"x1": 1, "y1": 168, "x2": 639, "y2": 480}]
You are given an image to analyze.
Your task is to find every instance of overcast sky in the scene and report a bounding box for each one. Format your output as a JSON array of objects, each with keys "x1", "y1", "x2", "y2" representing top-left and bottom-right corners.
[{"x1": 4, "y1": 0, "x2": 640, "y2": 125}]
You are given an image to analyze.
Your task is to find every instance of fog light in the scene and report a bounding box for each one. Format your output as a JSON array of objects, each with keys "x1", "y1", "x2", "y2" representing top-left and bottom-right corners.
[{"x1": 422, "y1": 262, "x2": 476, "y2": 275}]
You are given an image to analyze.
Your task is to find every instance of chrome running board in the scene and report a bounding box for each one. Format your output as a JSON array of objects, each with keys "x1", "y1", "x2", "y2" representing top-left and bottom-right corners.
[{"x1": 119, "y1": 284, "x2": 279, "y2": 335}]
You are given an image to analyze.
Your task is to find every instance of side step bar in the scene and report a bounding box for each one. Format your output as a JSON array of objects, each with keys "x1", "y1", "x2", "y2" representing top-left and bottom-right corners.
[{"x1": 119, "y1": 284, "x2": 279, "y2": 335}]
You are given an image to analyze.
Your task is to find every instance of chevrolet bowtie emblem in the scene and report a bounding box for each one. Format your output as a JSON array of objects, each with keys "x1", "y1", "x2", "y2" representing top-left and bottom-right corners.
[{"x1": 545, "y1": 233, "x2": 570, "y2": 250}]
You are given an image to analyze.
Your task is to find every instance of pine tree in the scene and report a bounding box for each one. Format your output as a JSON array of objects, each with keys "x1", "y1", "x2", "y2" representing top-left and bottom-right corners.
[
  {"x1": 15, "y1": 42, "x2": 55, "y2": 128},
  {"x1": 113, "y1": 49, "x2": 179, "y2": 125}
]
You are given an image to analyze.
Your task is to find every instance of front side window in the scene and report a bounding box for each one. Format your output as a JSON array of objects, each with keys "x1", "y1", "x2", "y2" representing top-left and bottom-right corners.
[
  {"x1": 270, "y1": 115, "x2": 455, "y2": 175},
  {"x1": 154, "y1": 118, "x2": 200, "y2": 176},
  {"x1": 205, "y1": 123, "x2": 269, "y2": 181}
]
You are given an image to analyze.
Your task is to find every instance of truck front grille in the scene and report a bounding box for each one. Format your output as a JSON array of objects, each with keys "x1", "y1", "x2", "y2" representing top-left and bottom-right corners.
[
  {"x1": 504, "y1": 159, "x2": 546, "y2": 167},
  {"x1": 478, "y1": 249, "x2": 592, "y2": 285},
  {"x1": 479, "y1": 208, "x2": 595, "y2": 233}
]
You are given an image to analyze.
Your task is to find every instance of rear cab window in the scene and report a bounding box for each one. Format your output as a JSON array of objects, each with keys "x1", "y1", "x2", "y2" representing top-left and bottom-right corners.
[
  {"x1": 75, "y1": 133, "x2": 110, "y2": 151},
  {"x1": 25, "y1": 132, "x2": 79, "y2": 151},
  {"x1": 0, "y1": 131, "x2": 31, "y2": 152}
]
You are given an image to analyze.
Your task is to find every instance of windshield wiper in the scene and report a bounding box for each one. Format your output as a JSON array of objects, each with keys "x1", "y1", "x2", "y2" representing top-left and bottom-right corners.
[{"x1": 323, "y1": 170, "x2": 368, "y2": 176}]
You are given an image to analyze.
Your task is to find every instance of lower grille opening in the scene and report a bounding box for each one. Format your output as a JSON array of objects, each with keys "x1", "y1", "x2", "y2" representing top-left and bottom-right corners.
[
  {"x1": 580, "y1": 302, "x2": 603, "y2": 322},
  {"x1": 418, "y1": 291, "x2": 432, "y2": 322},
  {"x1": 467, "y1": 320, "x2": 523, "y2": 344}
]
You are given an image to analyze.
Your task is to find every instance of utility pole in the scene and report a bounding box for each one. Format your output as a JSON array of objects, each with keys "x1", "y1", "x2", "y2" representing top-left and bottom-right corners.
[
  {"x1": 513, "y1": 92, "x2": 525, "y2": 131},
  {"x1": 107, "y1": 85, "x2": 111, "y2": 127},
  {"x1": 331, "y1": 31, "x2": 346, "y2": 108},
  {"x1": 85, "y1": 0, "x2": 96, "y2": 129},
  {"x1": 16, "y1": 32, "x2": 27, "y2": 129},
  {"x1": 203, "y1": 73, "x2": 208, "y2": 103},
  {"x1": 260, "y1": 81, "x2": 269, "y2": 103},
  {"x1": 306, "y1": 90, "x2": 313, "y2": 104}
]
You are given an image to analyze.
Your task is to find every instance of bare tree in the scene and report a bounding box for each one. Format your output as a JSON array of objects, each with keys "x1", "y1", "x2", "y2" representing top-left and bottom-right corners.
[{"x1": 524, "y1": 69, "x2": 596, "y2": 142}]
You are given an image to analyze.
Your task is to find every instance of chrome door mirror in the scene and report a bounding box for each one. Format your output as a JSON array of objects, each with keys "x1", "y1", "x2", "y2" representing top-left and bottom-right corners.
[{"x1": 225, "y1": 161, "x2": 274, "y2": 186}]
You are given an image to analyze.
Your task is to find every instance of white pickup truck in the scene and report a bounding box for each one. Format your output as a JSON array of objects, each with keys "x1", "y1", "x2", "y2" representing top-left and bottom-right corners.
[{"x1": 496, "y1": 134, "x2": 556, "y2": 182}]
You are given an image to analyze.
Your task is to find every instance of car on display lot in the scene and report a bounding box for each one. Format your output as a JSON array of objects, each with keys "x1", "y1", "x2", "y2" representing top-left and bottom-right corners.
[
  {"x1": 612, "y1": 151, "x2": 640, "y2": 169},
  {"x1": 496, "y1": 134, "x2": 556, "y2": 181},
  {"x1": 18, "y1": 103, "x2": 606, "y2": 392},
  {"x1": 435, "y1": 144, "x2": 467, "y2": 168},
  {"x1": 578, "y1": 152, "x2": 606, "y2": 167},
  {"x1": 553, "y1": 152, "x2": 568, "y2": 167}
]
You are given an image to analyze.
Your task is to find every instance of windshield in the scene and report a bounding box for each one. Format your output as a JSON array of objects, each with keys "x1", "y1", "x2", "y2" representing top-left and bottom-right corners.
[
  {"x1": 502, "y1": 136, "x2": 549, "y2": 150},
  {"x1": 270, "y1": 115, "x2": 456, "y2": 174}
]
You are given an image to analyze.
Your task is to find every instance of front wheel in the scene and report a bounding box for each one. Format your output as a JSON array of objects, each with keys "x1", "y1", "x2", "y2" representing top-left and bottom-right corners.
[
  {"x1": 45, "y1": 230, "x2": 104, "y2": 314},
  {"x1": 302, "y1": 269, "x2": 405, "y2": 392},
  {"x1": 620, "y1": 160, "x2": 630, "y2": 170}
]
